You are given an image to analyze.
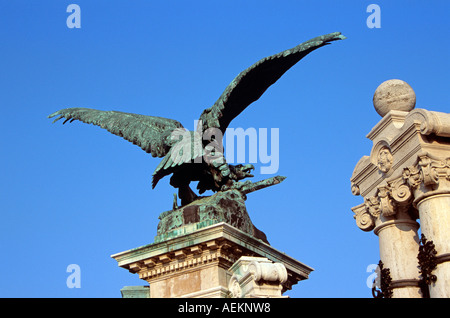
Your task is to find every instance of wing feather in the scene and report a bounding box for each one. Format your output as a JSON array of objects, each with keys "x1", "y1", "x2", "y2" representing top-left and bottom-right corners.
[
  {"x1": 48, "y1": 107, "x2": 184, "y2": 158},
  {"x1": 198, "y1": 32, "x2": 346, "y2": 133}
]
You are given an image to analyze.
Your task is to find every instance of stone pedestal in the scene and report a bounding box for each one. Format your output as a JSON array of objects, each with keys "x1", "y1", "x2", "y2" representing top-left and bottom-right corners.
[
  {"x1": 351, "y1": 80, "x2": 450, "y2": 298},
  {"x1": 111, "y1": 222, "x2": 313, "y2": 298}
]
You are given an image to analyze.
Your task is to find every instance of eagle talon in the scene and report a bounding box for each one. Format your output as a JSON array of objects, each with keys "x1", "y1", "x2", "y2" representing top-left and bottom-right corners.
[{"x1": 229, "y1": 164, "x2": 255, "y2": 180}]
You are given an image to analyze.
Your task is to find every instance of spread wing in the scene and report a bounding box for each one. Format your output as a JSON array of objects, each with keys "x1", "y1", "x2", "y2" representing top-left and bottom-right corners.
[
  {"x1": 48, "y1": 107, "x2": 184, "y2": 158},
  {"x1": 198, "y1": 32, "x2": 346, "y2": 134}
]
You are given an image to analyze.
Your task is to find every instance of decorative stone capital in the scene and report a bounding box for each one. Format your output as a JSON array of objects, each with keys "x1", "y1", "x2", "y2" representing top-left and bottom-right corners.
[
  {"x1": 352, "y1": 176, "x2": 416, "y2": 232},
  {"x1": 399, "y1": 152, "x2": 450, "y2": 207},
  {"x1": 351, "y1": 106, "x2": 450, "y2": 231}
]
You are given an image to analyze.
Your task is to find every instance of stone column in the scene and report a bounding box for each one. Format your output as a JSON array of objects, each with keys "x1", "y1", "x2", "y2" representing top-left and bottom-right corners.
[
  {"x1": 351, "y1": 79, "x2": 450, "y2": 298},
  {"x1": 374, "y1": 212, "x2": 421, "y2": 297},
  {"x1": 404, "y1": 153, "x2": 450, "y2": 297},
  {"x1": 352, "y1": 192, "x2": 422, "y2": 297}
]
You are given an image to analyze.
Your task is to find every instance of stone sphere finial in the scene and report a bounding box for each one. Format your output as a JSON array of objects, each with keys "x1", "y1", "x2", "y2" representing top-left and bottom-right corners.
[{"x1": 373, "y1": 79, "x2": 416, "y2": 117}]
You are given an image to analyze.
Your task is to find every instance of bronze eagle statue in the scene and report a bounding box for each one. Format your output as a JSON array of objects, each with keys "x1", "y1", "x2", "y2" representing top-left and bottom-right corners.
[{"x1": 49, "y1": 32, "x2": 345, "y2": 206}]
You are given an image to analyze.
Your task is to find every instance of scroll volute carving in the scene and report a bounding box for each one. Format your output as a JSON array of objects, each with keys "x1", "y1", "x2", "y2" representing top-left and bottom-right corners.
[
  {"x1": 352, "y1": 203, "x2": 376, "y2": 232},
  {"x1": 388, "y1": 178, "x2": 413, "y2": 206},
  {"x1": 377, "y1": 178, "x2": 415, "y2": 217},
  {"x1": 248, "y1": 260, "x2": 288, "y2": 284},
  {"x1": 354, "y1": 177, "x2": 416, "y2": 231}
]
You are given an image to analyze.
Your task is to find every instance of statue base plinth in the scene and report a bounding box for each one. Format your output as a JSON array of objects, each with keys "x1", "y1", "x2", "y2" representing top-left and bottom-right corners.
[
  {"x1": 155, "y1": 189, "x2": 269, "y2": 244},
  {"x1": 111, "y1": 222, "x2": 313, "y2": 298}
]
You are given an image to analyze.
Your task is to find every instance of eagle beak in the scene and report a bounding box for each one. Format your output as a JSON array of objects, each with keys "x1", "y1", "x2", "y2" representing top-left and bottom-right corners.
[{"x1": 242, "y1": 164, "x2": 255, "y2": 178}]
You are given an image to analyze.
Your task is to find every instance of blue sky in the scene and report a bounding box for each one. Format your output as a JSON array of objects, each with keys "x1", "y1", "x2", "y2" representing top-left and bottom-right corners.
[{"x1": 1, "y1": 1, "x2": 448, "y2": 298}]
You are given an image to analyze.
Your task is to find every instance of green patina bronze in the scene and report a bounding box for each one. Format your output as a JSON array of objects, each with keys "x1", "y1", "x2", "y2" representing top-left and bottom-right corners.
[{"x1": 48, "y1": 32, "x2": 345, "y2": 241}]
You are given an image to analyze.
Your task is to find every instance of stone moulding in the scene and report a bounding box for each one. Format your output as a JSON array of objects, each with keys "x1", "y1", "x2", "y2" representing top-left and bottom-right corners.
[
  {"x1": 366, "y1": 108, "x2": 450, "y2": 142},
  {"x1": 111, "y1": 222, "x2": 313, "y2": 296},
  {"x1": 351, "y1": 108, "x2": 450, "y2": 200},
  {"x1": 351, "y1": 108, "x2": 450, "y2": 232}
]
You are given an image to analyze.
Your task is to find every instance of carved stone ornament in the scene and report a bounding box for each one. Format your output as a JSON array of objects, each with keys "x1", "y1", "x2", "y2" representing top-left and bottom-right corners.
[
  {"x1": 402, "y1": 166, "x2": 423, "y2": 189},
  {"x1": 228, "y1": 276, "x2": 242, "y2": 298},
  {"x1": 377, "y1": 147, "x2": 393, "y2": 173},
  {"x1": 377, "y1": 186, "x2": 396, "y2": 217},
  {"x1": 353, "y1": 203, "x2": 376, "y2": 232},
  {"x1": 418, "y1": 154, "x2": 440, "y2": 187},
  {"x1": 247, "y1": 260, "x2": 288, "y2": 284},
  {"x1": 353, "y1": 152, "x2": 450, "y2": 232},
  {"x1": 227, "y1": 257, "x2": 288, "y2": 298},
  {"x1": 351, "y1": 107, "x2": 450, "y2": 237},
  {"x1": 399, "y1": 153, "x2": 450, "y2": 209},
  {"x1": 354, "y1": 176, "x2": 417, "y2": 231},
  {"x1": 388, "y1": 178, "x2": 413, "y2": 205},
  {"x1": 351, "y1": 183, "x2": 360, "y2": 196},
  {"x1": 365, "y1": 196, "x2": 381, "y2": 218},
  {"x1": 402, "y1": 153, "x2": 450, "y2": 191}
]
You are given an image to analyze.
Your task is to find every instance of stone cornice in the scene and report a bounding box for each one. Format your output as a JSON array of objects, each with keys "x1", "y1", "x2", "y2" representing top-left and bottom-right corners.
[
  {"x1": 350, "y1": 107, "x2": 450, "y2": 232},
  {"x1": 367, "y1": 109, "x2": 450, "y2": 142},
  {"x1": 351, "y1": 109, "x2": 450, "y2": 199},
  {"x1": 366, "y1": 110, "x2": 409, "y2": 141},
  {"x1": 111, "y1": 222, "x2": 314, "y2": 285}
]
